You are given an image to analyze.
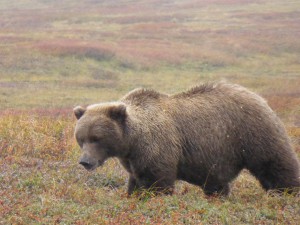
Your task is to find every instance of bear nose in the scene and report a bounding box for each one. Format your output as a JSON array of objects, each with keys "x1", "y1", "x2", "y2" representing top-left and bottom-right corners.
[{"x1": 79, "y1": 161, "x2": 93, "y2": 170}]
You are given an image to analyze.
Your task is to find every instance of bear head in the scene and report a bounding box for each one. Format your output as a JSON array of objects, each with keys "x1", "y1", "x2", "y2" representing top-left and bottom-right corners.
[{"x1": 73, "y1": 102, "x2": 128, "y2": 171}]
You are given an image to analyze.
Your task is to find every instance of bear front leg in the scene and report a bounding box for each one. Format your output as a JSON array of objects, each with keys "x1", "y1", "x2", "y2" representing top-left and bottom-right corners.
[
  {"x1": 136, "y1": 177, "x2": 174, "y2": 195},
  {"x1": 134, "y1": 169, "x2": 175, "y2": 195},
  {"x1": 202, "y1": 182, "x2": 230, "y2": 197},
  {"x1": 127, "y1": 175, "x2": 139, "y2": 195}
]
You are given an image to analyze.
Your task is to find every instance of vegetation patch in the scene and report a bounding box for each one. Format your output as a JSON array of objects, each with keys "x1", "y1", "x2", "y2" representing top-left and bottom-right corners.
[{"x1": 0, "y1": 0, "x2": 299, "y2": 224}]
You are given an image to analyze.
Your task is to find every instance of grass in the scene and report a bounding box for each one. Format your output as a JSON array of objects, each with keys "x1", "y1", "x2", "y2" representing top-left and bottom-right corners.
[
  {"x1": 1, "y1": 114, "x2": 299, "y2": 224},
  {"x1": 1, "y1": 90, "x2": 299, "y2": 224},
  {"x1": 0, "y1": 0, "x2": 300, "y2": 224}
]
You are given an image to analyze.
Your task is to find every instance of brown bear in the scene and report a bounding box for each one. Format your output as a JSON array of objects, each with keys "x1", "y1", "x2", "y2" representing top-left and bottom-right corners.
[{"x1": 73, "y1": 81, "x2": 300, "y2": 196}]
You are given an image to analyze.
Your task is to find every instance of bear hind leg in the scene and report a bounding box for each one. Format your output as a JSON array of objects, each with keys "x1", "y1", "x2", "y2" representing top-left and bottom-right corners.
[{"x1": 248, "y1": 159, "x2": 300, "y2": 194}]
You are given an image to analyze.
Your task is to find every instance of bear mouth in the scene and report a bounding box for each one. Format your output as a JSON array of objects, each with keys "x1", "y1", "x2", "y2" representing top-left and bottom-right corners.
[
  {"x1": 98, "y1": 159, "x2": 105, "y2": 167},
  {"x1": 86, "y1": 160, "x2": 105, "y2": 171},
  {"x1": 81, "y1": 163, "x2": 96, "y2": 171}
]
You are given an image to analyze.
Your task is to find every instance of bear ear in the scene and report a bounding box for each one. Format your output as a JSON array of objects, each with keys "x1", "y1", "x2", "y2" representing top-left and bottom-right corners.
[
  {"x1": 73, "y1": 106, "x2": 86, "y2": 120},
  {"x1": 108, "y1": 103, "x2": 127, "y2": 122}
]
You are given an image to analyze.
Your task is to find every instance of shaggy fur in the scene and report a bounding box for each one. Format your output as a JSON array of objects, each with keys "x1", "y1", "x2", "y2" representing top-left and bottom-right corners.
[{"x1": 74, "y1": 81, "x2": 300, "y2": 196}]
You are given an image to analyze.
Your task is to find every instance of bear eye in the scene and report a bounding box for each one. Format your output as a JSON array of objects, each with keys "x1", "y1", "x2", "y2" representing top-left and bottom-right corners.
[{"x1": 90, "y1": 136, "x2": 100, "y2": 143}]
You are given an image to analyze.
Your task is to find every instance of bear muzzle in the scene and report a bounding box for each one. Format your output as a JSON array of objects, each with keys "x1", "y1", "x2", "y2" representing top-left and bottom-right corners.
[
  {"x1": 79, "y1": 160, "x2": 95, "y2": 170},
  {"x1": 79, "y1": 155, "x2": 105, "y2": 171}
]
